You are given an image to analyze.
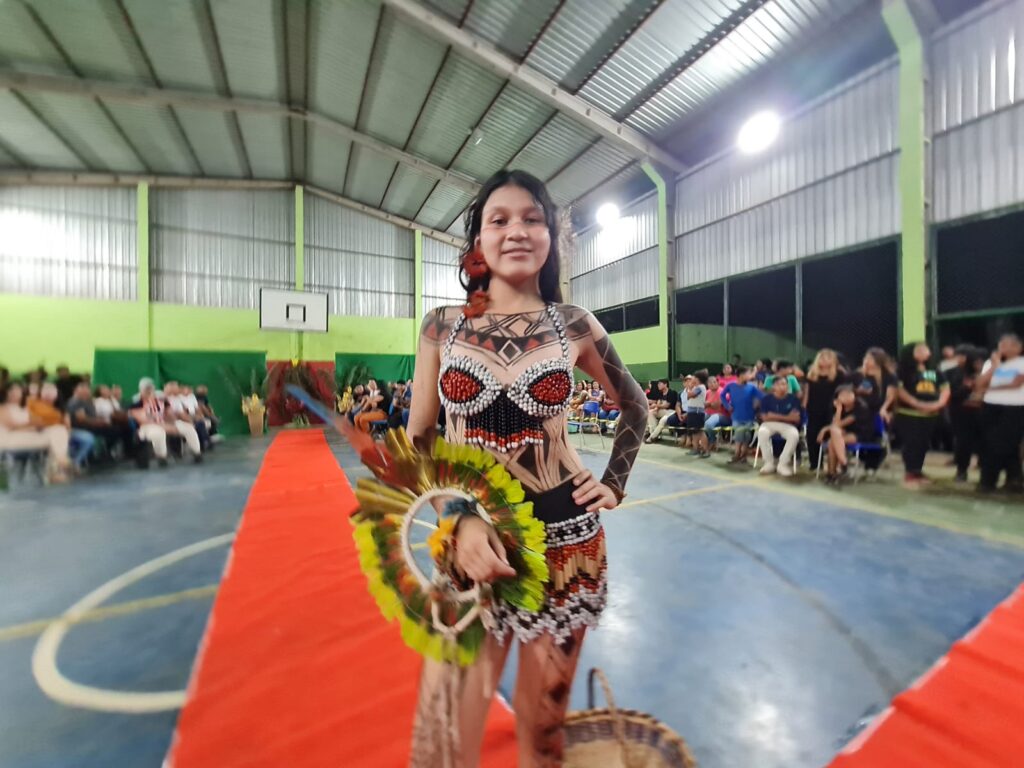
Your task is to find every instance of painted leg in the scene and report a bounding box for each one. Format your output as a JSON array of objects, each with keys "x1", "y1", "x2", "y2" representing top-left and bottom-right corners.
[{"x1": 513, "y1": 628, "x2": 586, "y2": 768}]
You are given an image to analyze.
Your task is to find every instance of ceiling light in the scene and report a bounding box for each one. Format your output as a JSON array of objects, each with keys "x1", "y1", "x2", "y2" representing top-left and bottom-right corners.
[
  {"x1": 737, "y1": 110, "x2": 781, "y2": 154},
  {"x1": 596, "y1": 202, "x2": 620, "y2": 228}
]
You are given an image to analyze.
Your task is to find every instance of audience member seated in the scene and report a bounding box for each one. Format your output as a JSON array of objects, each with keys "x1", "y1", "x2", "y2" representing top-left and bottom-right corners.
[
  {"x1": 696, "y1": 375, "x2": 725, "y2": 458},
  {"x1": 803, "y1": 349, "x2": 847, "y2": 472},
  {"x1": 387, "y1": 380, "x2": 412, "y2": 429},
  {"x1": 569, "y1": 381, "x2": 589, "y2": 419},
  {"x1": 764, "y1": 360, "x2": 802, "y2": 395},
  {"x1": 165, "y1": 381, "x2": 211, "y2": 451},
  {"x1": 354, "y1": 378, "x2": 387, "y2": 433},
  {"x1": 717, "y1": 364, "x2": 737, "y2": 388},
  {"x1": 194, "y1": 384, "x2": 220, "y2": 440},
  {"x1": 68, "y1": 382, "x2": 134, "y2": 459},
  {"x1": 598, "y1": 392, "x2": 619, "y2": 422},
  {"x1": 818, "y1": 385, "x2": 877, "y2": 484},
  {"x1": 756, "y1": 375, "x2": 802, "y2": 477},
  {"x1": 0, "y1": 382, "x2": 73, "y2": 483},
  {"x1": 53, "y1": 365, "x2": 81, "y2": 411},
  {"x1": 28, "y1": 382, "x2": 94, "y2": 470},
  {"x1": 130, "y1": 378, "x2": 202, "y2": 466},
  {"x1": 645, "y1": 379, "x2": 680, "y2": 443}
]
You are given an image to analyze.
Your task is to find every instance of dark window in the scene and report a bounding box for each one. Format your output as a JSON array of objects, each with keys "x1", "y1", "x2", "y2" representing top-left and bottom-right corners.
[
  {"x1": 727, "y1": 267, "x2": 797, "y2": 364},
  {"x1": 594, "y1": 306, "x2": 625, "y2": 334},
  {"x1": 624, "y1": 298, "x2": 660, "y2": 330},
  {"x1": 675, "y1": 283, "x2": 724, "y2": 325},
  {"x1": 802, "y1": 243, "x2": 898, "y2": 364},
  {"x1": 937, "y1": 209, "x2": 1024, "y2": 315}
]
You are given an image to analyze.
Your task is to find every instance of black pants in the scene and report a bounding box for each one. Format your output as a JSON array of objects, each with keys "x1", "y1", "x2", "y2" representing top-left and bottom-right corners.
[
  {"x1": 950, "y1": 407, "x2": 983, "y2": 475},
  {"x1": 807, "y1": 417, "x2": 829, "y2": 470},
  {"x1": 896, "y1": 413, "x2": 937, "y2": 476},
  {"x1": 980, "y1": 404, "x2": 1024, "y2": 490}
]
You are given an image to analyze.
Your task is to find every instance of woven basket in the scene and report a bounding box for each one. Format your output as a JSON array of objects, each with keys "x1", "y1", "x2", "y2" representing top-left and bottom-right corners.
[{"x1": 563, "y1": 669, "x2": 697, "y2": 768}]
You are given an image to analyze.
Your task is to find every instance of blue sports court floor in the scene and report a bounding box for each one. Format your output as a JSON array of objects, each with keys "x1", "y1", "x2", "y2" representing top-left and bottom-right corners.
[{"x1": 1, "y1": 432, "x2": 1022, "y2": 767}]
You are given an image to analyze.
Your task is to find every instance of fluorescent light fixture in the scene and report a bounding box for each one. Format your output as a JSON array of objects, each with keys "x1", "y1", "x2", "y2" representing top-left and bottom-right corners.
[
  {"x1": 596, "y1": 202, "x2": 620, "y2": 228},
  {"x1": 737, "y1": 110, "x2": 781, "y2": 154}
]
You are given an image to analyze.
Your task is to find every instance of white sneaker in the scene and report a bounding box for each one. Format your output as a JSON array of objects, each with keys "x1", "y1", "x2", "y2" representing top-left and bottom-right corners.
[
  {"x1": 777, "y1": 464, "x2": 794, "y2": 477},
  {"x1": 759, "y1": 463, "x2": 776, "y2": 475}
]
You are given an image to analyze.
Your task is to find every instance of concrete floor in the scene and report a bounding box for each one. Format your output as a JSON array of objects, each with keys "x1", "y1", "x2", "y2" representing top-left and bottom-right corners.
[{"x1": 1, "y1": 431, "x2": 1022, "y2": 767}]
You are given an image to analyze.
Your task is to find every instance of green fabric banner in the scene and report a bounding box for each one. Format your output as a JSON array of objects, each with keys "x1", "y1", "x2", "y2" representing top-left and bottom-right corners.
[
  {"x1": 334, "y1": 353, "x2": 414, "y2": 388},
  {"x1": 93, "y1": 349, "x2": 266, "y2": 436}
]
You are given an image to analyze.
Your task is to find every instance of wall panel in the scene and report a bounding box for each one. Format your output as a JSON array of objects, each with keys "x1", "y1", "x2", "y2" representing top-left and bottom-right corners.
[
  {"x1": 304, "y1": 194, "x2": 414, "y2": 318},
  {"x1": 151, "y1": 188, "x2": 293, "y2": 309},
  {"x1": 0, "y1": 185, "x2": 137, "y2": 300}
]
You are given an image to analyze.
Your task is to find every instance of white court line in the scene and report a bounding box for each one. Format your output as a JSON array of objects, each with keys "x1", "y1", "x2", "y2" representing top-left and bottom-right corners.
[{"x1": 32, "y1": 533, "x2": 234, "y2": 714}]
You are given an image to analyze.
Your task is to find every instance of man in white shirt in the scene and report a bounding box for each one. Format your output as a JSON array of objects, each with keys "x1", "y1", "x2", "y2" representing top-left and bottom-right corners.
[{"x1": 977, "y1": 333, "x2": 1024, "y2": 492}]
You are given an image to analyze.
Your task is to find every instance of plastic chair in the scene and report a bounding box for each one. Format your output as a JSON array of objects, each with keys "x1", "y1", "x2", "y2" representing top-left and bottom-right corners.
[
  {"x1": 752, "y1": 419, "x2": 802, "y2": 474},
  {"x1": 816, "y1": 414, "x2": 889, "y2": 481}
]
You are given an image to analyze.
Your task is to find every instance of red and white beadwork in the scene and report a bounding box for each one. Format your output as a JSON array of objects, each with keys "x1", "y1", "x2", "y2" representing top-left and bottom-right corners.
[{"x1": 438, "y1": 304, "x2": 574, "y2": 453}]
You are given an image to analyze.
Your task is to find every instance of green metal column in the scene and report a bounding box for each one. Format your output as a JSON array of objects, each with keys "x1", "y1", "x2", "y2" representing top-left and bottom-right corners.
[
  {"x1": 641, "y1": 162, "x2": 671, "y2": 373},
  {"x1": 136, "y1": 182, "x2": 151, "y2": 349},
  {"x1": 884, "y1": 0, "x2": 929, "y2": 344},
  {"x1": 414, "y1": 230, "x2": 424, "y2": 350},
  {"x1": 294, "y1": 184, "x2": 305, "y2": 361}
]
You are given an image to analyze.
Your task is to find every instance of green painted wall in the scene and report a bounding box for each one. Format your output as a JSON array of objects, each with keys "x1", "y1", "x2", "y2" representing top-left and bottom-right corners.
[
  {"x1": 0, "y1": 294, "x2": 148, "y2": 373},
  {"x1": 607, "y1": 326, "x2": 668, "y2": 383},
  {"x1": 0, "y1": 293, "x2": 415, "y2": 375}
]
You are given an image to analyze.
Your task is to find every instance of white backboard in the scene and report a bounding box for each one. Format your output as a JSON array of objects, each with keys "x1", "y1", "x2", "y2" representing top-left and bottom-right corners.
[{"x1": 259, "y1": 288, "x2": 328, "y2": 332}]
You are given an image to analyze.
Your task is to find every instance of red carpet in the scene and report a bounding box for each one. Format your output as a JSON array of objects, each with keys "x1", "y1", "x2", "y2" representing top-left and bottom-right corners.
[
  {"x1": 829, "y1": 583, "x2": 1024, "y2": 768},
  {"x1": 167, "y1": 430, "x2": 517, "y2": 767}
]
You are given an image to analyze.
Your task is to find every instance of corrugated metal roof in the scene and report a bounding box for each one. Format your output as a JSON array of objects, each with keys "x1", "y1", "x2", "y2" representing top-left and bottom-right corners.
[
  {"x1": 3, "y1": 0, "x2": 968, "y2": 234},
  {"x1": 0, "y1": 92, "x2": 83, "y2": 169},
  {"x1": 210, "y1": 0, "x2": 286, "y2": 101},
  {"x1": 18, "y1": 92, "x2": 147, "y2": 172},
  {"x1": 461, "y1": 0, "x2": 564, "y2": 60},
  {"x1": 404, "y1": 53, "x2": 504, "y2": 166}
]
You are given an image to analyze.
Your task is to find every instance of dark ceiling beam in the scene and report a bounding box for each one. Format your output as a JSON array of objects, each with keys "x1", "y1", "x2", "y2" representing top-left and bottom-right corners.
[
  {"x1": 381, "y1": 0, "x2": 685, "y2": 173},
  {"x1": 613, "y1": 0, "x2": 773, "y2": 120},
  {"x1": 16, "y1": 0, "x2": 152, "y2": 173},
  {"x1": 0, "y1": 70, "x2": 481, "y2": 194},
  {"x1": 115, "y1": 0, "x2": 206, "y2": 175},
  {"x1": 341, "y1": 3, "x2": 386, "y2": 195},
  {"x1": 8, "y1": 90, "x2": 91, "y2": 168},
  {"x1": 199, "y1": 0, "x2": 253, "y2": 178},
  {"x1": 569, "y1": 0, "x2": 664, "y2": 93},
  {"x1": 282, "y1": 0, "x2": 309, "y2": 180}
]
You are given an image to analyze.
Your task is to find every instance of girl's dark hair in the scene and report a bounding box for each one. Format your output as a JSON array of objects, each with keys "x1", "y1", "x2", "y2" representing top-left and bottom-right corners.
[
  {"x1": 897, "y1": 342, "x2": 927, "y2": 389},
  {"x1": 459, "y1": 169, "x2": 563, "y2": 304}
]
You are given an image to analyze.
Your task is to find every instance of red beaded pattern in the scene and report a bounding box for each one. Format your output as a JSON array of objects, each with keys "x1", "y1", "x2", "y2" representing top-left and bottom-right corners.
[
  {"x1": 527, "y1": 370, "x2": 572, "y2": 406},
  {"x1": 439, "y1": 368, "x2": 483, "y2": 404}
]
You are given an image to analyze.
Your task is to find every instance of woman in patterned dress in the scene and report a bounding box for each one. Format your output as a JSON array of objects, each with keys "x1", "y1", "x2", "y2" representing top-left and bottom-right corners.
[{"x1": 407, "y1": 170, "x2": 648, "y2": 767}]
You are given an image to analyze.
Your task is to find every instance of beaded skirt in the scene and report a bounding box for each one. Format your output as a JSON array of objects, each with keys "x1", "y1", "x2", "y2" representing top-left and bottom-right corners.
[{"x1": 491, "y1": 483, "x2": 607, "y2": 645}]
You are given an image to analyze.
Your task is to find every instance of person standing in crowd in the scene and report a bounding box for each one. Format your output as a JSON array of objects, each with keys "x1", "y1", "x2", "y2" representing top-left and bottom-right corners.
[
  {"x1": 803, "y1": 349, "x2": 846, "y2": 472},
  {"x1": 723, "y1": 366, "x2": 762, "y2": 464},
  {"x1": 682, "y1": 371, "x2": 708, "y2": 455},
  {"x1": 976, "y1": 333, "x2": 1024, "y2": 493},
  {"x1": 947, "y1": 345, "x2": 985, "y2": 483},
  {"x1": 895, "y1": 342, "x2": 950, "y2": 488},
  {"x1": 854, "y1": 347, "x2": 898, "y2": 424}
]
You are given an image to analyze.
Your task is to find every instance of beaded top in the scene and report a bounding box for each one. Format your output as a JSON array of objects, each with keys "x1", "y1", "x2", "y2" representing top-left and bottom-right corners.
[{"x1": 438, "y1": 304, "x2": 574, "y2": 452}]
